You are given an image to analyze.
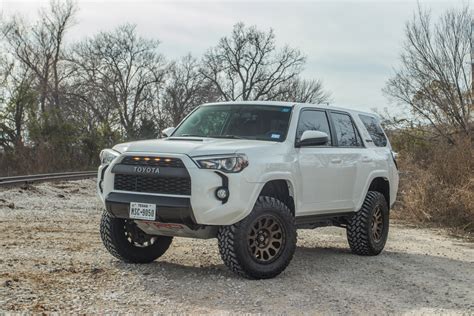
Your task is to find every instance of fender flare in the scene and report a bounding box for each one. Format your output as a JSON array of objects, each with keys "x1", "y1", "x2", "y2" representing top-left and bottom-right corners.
[
  {"x1": 245, "y1": 172, "x2": 297, "y2": 215},
  {"x1": 355, "y1": 170, "x2": 390, "y2": 211}
]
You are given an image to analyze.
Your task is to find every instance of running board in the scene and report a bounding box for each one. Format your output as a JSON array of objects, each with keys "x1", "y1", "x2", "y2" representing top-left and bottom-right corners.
[{"x1": 295, "y1": 212, "x2": 354, "y2": 228}]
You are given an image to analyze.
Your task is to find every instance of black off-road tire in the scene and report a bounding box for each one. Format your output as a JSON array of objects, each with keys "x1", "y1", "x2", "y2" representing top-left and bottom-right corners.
[
  {"x1": 347, "y1": 191, "x2": 389, "y2": 256},
  {"x1": 100, "y1": 211, "x2": 173, "y2": 263},
  {"x1": 217, "y1": 196, "x2": 297, "y2": 279}
]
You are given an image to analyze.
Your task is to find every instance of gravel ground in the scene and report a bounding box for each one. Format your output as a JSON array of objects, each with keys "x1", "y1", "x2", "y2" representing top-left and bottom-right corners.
[{"x1": 0, "y1": 179, "x2": 473, "y2": 314}]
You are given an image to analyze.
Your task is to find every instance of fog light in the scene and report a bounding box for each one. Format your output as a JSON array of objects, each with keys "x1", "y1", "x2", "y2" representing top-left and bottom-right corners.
[{"x1": 215, "y1": 187, "x2": 229, "y2": 201}]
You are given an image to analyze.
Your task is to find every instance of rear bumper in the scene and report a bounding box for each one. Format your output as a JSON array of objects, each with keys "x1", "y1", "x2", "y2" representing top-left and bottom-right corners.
[{"x1": 105, "y1": 192, "x2": 197, "y2": 227}]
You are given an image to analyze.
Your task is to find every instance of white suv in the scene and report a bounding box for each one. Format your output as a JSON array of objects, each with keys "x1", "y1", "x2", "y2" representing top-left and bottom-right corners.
[{"x1": 97, "y1": 101, "x2": 399, "y2": 279}]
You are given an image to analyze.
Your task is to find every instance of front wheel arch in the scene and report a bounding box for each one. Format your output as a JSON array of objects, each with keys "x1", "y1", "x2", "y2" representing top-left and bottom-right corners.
[{"x1": 259, "y1": 179, "x2": 295, "y2": 216}]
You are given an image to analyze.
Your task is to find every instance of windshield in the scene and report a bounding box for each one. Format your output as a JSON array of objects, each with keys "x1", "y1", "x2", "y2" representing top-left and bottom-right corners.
[{"x1": 171, "y1": 104, "x2": 292, "y2": 142}]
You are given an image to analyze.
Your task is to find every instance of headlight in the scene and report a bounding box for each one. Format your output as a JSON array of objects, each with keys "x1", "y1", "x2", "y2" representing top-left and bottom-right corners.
[
  {"x1": 194, "y1": 154, "x2": 249, "y2": 173},
  {"x1": 99, "y1": 149, "x2": 120, "y2": 165}
]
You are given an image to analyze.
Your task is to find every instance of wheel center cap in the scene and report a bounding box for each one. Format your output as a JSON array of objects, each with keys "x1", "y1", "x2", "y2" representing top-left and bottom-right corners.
[{"x1": 258, "y1": 234, "x2": 265, "y2": 242}]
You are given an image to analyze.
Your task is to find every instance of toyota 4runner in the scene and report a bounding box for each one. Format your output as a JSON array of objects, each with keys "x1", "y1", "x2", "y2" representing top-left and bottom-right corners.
[{"x1": 97, "y1": 101, "x2": 399, "y2": 279}]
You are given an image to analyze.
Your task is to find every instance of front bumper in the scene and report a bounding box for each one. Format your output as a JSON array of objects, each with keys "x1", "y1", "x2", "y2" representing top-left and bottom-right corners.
[
  {"x1": 98, "y1": 152, "x2": 262, "y2": 226},
  {"x1": 105, "y1": 192, "x2": 197, "y2": 227}
]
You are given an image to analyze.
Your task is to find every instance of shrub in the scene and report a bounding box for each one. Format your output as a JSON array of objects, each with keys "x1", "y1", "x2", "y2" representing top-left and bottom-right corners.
[{"x1": 393, "y1": 136, "x2": 474, "y2": 236}]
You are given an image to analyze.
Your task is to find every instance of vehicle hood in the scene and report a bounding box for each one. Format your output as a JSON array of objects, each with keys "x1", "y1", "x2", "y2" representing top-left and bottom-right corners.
[{"x1": 114, "y1": 137, "x2": 279, "y2": 157}]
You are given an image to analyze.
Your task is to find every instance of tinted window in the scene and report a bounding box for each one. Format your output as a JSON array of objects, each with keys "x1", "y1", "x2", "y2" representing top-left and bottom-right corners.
[
  {"x1": 172, "y1": 104, "x2": 292, "y2": 142},
  {"x1": 296, "y1": 110, "x2": 331, "y2": 145},
  {"x1": 331, "y1": 112, "x2": 361, "y2": 147},
  {"x1": 359, "y1": 114, "x2": 387, "y2": 147}
]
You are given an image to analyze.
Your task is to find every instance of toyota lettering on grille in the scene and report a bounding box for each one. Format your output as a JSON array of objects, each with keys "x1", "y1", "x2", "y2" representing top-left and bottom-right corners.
[{"x1": 133, "y1": 166, "x2": 160, "y2": 174}]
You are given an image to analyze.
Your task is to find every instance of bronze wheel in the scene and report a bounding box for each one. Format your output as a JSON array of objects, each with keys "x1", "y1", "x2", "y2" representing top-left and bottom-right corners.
[
  {"x1": 371, "y1": 206, "x2": 384, "y2": 242},
  {"x1": 347, "y1": 191, "x2": 389, "y2": 256},
  {"x1": 218, "y1": 196, "x2": 297, "y2": 279},
  {"x1": 247, "y1": 215, "x2": 285, "y2": 263}
]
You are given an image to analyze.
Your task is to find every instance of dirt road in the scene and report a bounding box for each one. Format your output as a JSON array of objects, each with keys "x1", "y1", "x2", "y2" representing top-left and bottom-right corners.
[{"x1": 0, "y1": 180, "x2": 473, "y2": 314}]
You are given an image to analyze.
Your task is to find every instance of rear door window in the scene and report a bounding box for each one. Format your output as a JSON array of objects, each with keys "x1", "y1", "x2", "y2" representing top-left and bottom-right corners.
[
  {"x1": 359, "y1": 114, "x2": 388, "y2": 147},
  {"x1": 331, "y1": 112, "x2": 362, "y2": 147}
]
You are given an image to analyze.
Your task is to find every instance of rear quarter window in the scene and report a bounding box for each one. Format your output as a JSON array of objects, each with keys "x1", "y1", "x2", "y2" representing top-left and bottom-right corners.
[{"x1": 359, "y1": 114, "x2": 388, "y2": 147}]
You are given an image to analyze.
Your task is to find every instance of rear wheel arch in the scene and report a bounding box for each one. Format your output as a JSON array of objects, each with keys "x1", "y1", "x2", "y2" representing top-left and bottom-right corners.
[{"x1": 367, "y1": 177, "x2": 390, "y2": 208}]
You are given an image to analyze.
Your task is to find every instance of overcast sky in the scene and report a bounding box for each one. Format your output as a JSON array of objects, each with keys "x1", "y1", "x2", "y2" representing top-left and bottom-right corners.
[{"x1": 0, "y1": 0, "x2": 467, "y2": 113}]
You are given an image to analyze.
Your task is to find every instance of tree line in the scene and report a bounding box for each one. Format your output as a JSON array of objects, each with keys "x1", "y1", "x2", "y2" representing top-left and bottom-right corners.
[
  {"x1": 0, "y1": 0, "x2": 330, "y2": 174},
  {"x1": 383, "y1": 5, "x2": 472, "y2": 144},
  {"x1": 0, "y1": 2, "x2": 471, "y2": 177},
  {"x1": 382, "y1": 5, "x2": 473, "y2": 235}
]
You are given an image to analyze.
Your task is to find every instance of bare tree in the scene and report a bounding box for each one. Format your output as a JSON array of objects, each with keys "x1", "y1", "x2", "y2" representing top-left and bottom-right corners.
[
  {"x1": 201, "y1": 22, "x2": 312, "y2": 101},
  {"x1": 384, "y1": 5, "x2": 472, "y2": 142},
  {"x1": 1, "y1": 0, "x2": 76, "y2": 115},
  {"x1": 276, "y1": 78, "x2": 331, "y2": 104},
  {"x1": 0, "y1": 2, "x2": 334, "y2": 174},
  {"x1": 67, "y1": 39, "x2": 118, "y2": 136},
  {"x1": 162, "y1": 54, "x2": 217, "y2": 126},
  {"x1": 72, "y1": 24, "x2": 167, "y2": 139},
  {"x1": 0, "y1": 59, "x2": 36, "y2": 150}
]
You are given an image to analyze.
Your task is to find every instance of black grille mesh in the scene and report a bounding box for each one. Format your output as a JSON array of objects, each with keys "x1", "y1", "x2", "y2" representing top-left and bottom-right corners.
[
  {"x1": 121, "y1": 156, "x2": 185, "y2": 168},
  {"x1": 114, "y1": 174, "x2": 191, "y2": 195}
]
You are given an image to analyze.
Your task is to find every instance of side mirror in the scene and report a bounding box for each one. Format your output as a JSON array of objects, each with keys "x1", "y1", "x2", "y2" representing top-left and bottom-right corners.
[
  {"x1": 161, "y1": 127, "x2": 175, "y2": 138},
  {"x1": 297, "y1": 130, "x2": 329, "y2": 147}
]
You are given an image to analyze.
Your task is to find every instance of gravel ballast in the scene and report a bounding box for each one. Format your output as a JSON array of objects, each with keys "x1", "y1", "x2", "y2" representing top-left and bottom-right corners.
[{"x1": 0, "y1": 179, "x2": 473, "y2": 314}]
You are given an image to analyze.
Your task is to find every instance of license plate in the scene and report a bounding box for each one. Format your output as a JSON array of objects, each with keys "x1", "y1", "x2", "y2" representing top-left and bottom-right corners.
[{"x1": 129, "y1": 202, "x2": 156, "y2": 220}]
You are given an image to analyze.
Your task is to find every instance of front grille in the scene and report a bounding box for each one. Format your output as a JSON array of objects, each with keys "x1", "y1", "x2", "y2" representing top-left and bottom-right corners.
[
  {"x1": 114, "y1": 174, "x2": 191, "y2": 195},
  {"x1": 121, "y1": 156, "x2": 185, "y2": 168}
]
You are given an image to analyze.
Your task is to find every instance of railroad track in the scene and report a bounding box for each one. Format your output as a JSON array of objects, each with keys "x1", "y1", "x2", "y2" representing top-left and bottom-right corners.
[{"x1": 0, "y1": 171, "x2": 97, "y2": 186}]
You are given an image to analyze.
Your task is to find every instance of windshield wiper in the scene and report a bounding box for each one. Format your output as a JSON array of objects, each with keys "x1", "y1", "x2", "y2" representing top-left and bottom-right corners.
[
  {"x1": 176, "y1": 134, "x2": 249, "y2": 139},
  {"x1": 177, "y1": 134, "x2": 205, "y2": 137},
  {"x1": 209, "y1": 135, "x2": 249, "y2": 140}
]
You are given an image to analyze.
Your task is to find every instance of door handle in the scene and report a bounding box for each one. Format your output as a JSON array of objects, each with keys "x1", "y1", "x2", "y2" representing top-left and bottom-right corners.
[
  {"x1": 362, "y1": 157, "x2": 373, "y2": 163},
  {"x1": 331, "y1": 158, "x2": 342, "y2": 164}
]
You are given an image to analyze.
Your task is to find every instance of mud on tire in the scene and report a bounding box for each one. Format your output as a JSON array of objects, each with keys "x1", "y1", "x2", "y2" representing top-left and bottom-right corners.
[
  {"x1": 100, "y1": 211, "x2": 173, "y2": 263},
  {"x1": 347, "y1": 191, "x2": 389, "y2": 256},
  {"x1": 217, "y1": 196, "x2": 297, "y2": 279}
]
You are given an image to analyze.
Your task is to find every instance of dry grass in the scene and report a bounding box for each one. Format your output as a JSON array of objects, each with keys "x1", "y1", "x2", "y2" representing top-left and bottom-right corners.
[
  {"x1": 392, "y1": 136, "x2": 474, "y2": 237},
  {"x1": 0, "y1": 144, "x2": 94, "y2": 176}
]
